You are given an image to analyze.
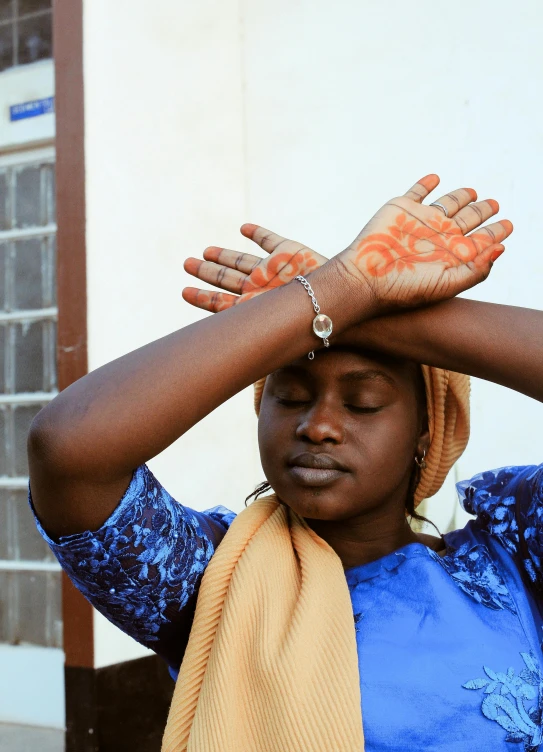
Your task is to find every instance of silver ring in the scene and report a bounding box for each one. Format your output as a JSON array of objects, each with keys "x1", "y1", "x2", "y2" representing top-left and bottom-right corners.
[{"x1": 429, "y1": 201, "x2": 449, "y2": 218}]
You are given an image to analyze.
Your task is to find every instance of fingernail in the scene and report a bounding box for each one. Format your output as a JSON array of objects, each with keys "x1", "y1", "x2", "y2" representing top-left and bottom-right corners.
[
  {"x1": 501, "y1": 219, "x2": 514, "y2": 233},
  {"x1": 485, "y1": 199, "x2": 499, "y2": 213},
  {"x1": 490, "y1": 246, "x2": 504, "y2": 263}
]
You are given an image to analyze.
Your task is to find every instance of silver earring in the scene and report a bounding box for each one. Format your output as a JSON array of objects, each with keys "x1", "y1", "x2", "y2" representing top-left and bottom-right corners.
[{"x1": 415, "y1": 448, "x2": 427, "y2": 470}]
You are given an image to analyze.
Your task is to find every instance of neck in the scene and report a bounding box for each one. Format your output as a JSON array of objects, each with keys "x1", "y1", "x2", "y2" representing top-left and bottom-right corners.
[{"x1": 307, "y1": 513, "x2": 439, "y2": 569}]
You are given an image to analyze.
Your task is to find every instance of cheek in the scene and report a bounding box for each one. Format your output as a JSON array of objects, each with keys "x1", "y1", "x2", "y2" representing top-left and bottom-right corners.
[
  {"x1": 350, "y1": 409, "x2": 420, "y2": 478},
  {"x1": 257, "y1": 410, "x2": 290, "y2": 476}
]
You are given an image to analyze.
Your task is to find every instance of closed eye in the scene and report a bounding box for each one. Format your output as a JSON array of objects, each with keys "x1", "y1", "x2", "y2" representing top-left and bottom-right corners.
[
  {"x1": 275, "y1": 397, "x2": 310, "y2": 407},
  {"x1": 345, "y1": 405, "x2": 382, "y2": 414}
]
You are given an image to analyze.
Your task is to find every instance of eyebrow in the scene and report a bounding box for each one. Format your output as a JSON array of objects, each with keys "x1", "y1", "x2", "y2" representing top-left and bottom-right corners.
[
  {"x1": 273, "y1": 366, "x2": 307, "y2": 378},
  {"x1": 273, "y1": 366, "x2": 397, "y2": 389},
  {"x1": 338, "y1": 369, "x2": 397, "y2": 389}
]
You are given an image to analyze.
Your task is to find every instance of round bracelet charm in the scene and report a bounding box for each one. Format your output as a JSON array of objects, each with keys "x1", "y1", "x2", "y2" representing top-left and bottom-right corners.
[{"x1": 313, "y1": 313, "x2": 333, "y2": 339}]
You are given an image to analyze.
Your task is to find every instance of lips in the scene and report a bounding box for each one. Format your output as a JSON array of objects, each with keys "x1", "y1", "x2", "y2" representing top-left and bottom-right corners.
[
  {"x1": 288, "y1": 452, "x2": 348, "y2": 471},
  {"x1": 287, "y1": 452, "x2": 349, "y2": 487}
]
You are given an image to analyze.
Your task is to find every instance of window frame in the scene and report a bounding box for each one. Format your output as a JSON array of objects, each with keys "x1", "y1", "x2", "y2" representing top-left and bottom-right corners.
[
  {"x1": 0, "y1": 0, "x2": 53, "y2": 73},
  {"x1": 0, "y1": 146, "x2": 60, "y2": 649}
]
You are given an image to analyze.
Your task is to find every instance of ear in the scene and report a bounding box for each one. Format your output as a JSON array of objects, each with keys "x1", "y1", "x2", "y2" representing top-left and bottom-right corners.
[{"x1": 416, "y1": 414, "x2": 430, "y2": 458}]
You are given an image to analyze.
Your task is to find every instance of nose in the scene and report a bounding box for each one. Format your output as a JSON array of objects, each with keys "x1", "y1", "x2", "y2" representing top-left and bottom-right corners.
[{"x1": 295, "y1": 399, "x2": 344, "y2": 445}]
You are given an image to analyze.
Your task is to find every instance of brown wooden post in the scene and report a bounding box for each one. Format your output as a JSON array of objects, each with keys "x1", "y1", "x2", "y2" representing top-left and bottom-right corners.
[{"x1": 53, "y1": 0, "x2": 96, "y2": 748}]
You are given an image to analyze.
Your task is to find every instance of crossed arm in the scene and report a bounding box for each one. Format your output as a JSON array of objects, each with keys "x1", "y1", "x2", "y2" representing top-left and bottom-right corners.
[
  {"x1": 336, "y1": 299, "x2": 543, "y2": 404},
  {"x1": 28, "y1": 175, "x2": 529, "y2": 540},
  {"x1": 184, "y1": 206, "x2": 542, "y2": 402}
]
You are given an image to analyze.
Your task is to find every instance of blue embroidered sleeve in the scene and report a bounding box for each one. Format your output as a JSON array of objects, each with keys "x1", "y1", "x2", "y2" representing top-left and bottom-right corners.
[
  {"x1": 457, "y1": 463, "x2": 543, "y2": 594},
  {"x1": 29, "y1": 464, "x2": 236, "y2": 672}
]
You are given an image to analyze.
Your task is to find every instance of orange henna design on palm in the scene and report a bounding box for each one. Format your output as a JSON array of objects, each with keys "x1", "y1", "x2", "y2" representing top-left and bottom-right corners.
[
  {"x1": 183, "y1": 234, "x2": 326, "y2": 314},
  {"x1": 183, "y1": 242, "x2": 325, "y2": 311},
  {"x1": 184, "y1": 179, "x2": 512, "y2": 316},
  {"x1": 183, "y1": 248, "x2": 323, "y2": 313},
  {"x1": 183, "y1": 288, "x2": 236, "y2": 312},
  {"x1": 241, "y1": 249, "x2": 321, "y2": 295},
  {"x1": 355, "y1": 210, "x2": 510, "y2": 278}
]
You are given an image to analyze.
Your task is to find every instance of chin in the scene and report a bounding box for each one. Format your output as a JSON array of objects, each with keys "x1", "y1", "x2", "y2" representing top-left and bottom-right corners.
[{"x1": 279, "y1": 486, "x2": 359, "y2": 522}]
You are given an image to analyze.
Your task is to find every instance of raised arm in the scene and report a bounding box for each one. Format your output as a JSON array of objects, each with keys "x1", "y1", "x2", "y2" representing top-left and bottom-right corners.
[
  {"x1": 28, "y1": 175, "x2": 508, "y2": 537},
  {"x1": 186, "y1": 189, "x2": 532, "y2": 399},
  {"x1": 29, "y1": 254, "x2": 358, "y2": 537},
  {"x1": 337, "y1": 299, "x2": 543, "y2": 404}
]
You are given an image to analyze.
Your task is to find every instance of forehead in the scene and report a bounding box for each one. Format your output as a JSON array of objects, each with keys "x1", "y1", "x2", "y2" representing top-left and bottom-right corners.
[{"x1": 270, "y1": 347, "x2": 420, "y2": 389}]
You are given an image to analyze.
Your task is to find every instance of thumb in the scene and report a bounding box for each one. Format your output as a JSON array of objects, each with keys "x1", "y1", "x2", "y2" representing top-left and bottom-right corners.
[
  {"x1": 475, "y1": 243, "x2": 505, "y2": 272},
  {"x1": 240, "y1": 224, "x2": 291, "y2": 255}
]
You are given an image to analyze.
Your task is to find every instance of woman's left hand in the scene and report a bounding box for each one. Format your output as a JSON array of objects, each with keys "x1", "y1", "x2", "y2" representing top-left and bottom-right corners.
[{"x1": 183, "y1": 226, "x2": 327, "y2": 312}]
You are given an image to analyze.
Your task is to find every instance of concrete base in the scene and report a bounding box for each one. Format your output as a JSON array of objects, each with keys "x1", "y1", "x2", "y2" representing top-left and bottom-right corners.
[{"x1": 0, "y1": 723, "x2": 64, "y2": 752}]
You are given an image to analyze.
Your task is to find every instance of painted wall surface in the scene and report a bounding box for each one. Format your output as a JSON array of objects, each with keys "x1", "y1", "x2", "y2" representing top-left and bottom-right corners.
[
  {"x1": 0, "y1": 645, "x2": 64, "y2": 727},
  {"x1": 238, "y1": 0, "x2": 543, "y2": 531},
  {"x1": 0, "y1": 61, "x2": 55, "y2": 151},
  {"x1": 83, "y1": 0, "x2": 256, "y2": 667},
  {"x1": 83, "y1": 0, "x2": 543, "y2": 667}
]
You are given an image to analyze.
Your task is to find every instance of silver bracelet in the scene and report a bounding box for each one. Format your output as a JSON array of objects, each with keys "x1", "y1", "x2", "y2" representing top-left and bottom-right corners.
[{"x1": 295, "y1": 275, "x2": 333, "y2": 360}]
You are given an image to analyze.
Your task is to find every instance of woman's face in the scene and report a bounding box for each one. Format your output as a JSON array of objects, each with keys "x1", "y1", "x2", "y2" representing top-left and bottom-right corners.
[{"x1": 258, "y1": 348, "x2": 428, "y2": 522}]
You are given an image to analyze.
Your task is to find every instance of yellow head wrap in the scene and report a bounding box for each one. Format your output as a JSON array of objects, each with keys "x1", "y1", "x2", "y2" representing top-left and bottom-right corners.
[{"x1": 253, "y1": 364, "x2": 470, "y2": 507}]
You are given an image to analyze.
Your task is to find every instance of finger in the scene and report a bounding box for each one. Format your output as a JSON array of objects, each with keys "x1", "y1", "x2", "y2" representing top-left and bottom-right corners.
[
  {"x1": 446, "y1": 243, "x2": 505, "y2": 295},
  {"x1": 182, "y1": 287, "x2": 237, "y2": 313},
  {"x1": 453, "y1": 199, "x2": 499, "y2": 235},
  {"x1": 203, "y1": 246, "x2": 262, "y2": 274},
  {"x1": 184, "y1": 258, "x2": 246, "y2": 294},
  {"x1": 485, "y1": 243, "x2": 505, "y2": 265},
  {"x1": 467, "y1": 243, "x2": 505, "y2": 276},
  {"x1": 429, "y1": 187, "x2": 477, "y2": 218},
  {"x1": 202, "y1": 246, "x2": 261, "y2": 275},
  {"x1": 469, "y1": 219, "x2": 514, "y2": 250},
  {"x1": 240, "y1": 223, "x2": 292, "y2": 254},
  {"x1": 403, "y1": 174, "x2": 440, "y2": 202}
]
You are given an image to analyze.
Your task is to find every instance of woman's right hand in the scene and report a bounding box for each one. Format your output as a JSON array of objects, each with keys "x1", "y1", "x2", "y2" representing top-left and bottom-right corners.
[{"x1": 183, "y1": 227, "x2": 327, "y2": 312}]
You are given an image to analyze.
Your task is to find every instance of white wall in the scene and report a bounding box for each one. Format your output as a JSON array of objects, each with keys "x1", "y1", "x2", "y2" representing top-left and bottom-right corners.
[
  {"x1": 83, "y1": 0, "x2": 543, "y2": 666},
  {"x1": 83, "y1": 0, "x2": 261, "y2": 667},
  {"x1": 238, "y1": 0, "x2": 543, "y2": 529}
]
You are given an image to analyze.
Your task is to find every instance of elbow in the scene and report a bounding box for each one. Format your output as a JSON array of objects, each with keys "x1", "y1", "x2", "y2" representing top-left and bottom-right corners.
[
  {"x1": 27, "y1": 405, "x2": 58, "y2": 471},
  {"x1": 27, "y1": 403, "x2": 77, "y2": 478}
]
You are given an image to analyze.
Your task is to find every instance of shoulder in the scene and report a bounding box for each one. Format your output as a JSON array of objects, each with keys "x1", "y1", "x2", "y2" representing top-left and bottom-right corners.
[
  {"x1": 457, "y1": 464, "x2": 542, "y2": 515},
  {"x1": 456, "y1": 464, "x2": 542, "y2": 544},
  {"x1": 416, "y1": 532, "x2": 446, "y2": 554},
  {"x1": 453, "y1": 463, "x2": 543, "y2": 593},
  {"x1": 204, "y1": 505, "x2": 237, "y2": 531}
]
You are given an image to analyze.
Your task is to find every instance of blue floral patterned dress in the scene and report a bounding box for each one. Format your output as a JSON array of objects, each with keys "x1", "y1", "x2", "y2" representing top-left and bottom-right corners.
[{"x1": 31, "y1": 464, "x2": 543, "y2": 751}]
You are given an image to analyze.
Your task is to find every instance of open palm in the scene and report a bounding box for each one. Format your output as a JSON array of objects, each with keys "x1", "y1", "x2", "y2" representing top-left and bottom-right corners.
[
  {"x1": 338, "y1": 175, "x2": 512, "y2": 309},
  {"x1": 183, "y1": 175, "x2": 512, "y2": 314},
  {"x1": 183, "y1": 228, "x2": 327, "y2": 312}
]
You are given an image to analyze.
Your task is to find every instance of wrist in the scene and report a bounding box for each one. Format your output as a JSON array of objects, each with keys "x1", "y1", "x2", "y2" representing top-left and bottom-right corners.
[{"x1": 303, "y1": 258, "x2": 380, "y2": 336}]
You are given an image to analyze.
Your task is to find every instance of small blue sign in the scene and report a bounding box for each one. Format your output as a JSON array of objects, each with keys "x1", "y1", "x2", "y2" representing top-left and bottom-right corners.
[{"x1": 10, "y1": 96, "x2": 55, "y2": 122}]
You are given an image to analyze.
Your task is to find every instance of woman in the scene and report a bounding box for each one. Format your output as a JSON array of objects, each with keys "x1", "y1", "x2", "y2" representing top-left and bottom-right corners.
[{"x1": 28, "y1": 174, "x2": 543, "y2": 750}]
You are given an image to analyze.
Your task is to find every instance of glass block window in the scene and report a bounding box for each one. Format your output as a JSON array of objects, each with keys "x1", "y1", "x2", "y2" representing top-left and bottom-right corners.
[
  {"x1": 0, "y1": 149, "x2": 60, "y2": 649},
  {"x1": 0, "y1": 0, "x2": 52, "y2": 73}
]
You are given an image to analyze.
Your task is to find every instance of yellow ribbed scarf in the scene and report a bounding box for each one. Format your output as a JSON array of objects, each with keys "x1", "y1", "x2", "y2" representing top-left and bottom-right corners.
[
  {"x1": 163, "y1": 364, "x2": 470, "y2": 751},
  {"x1": 162, "y1": 497, "x2": 364, "y2": 751}
]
